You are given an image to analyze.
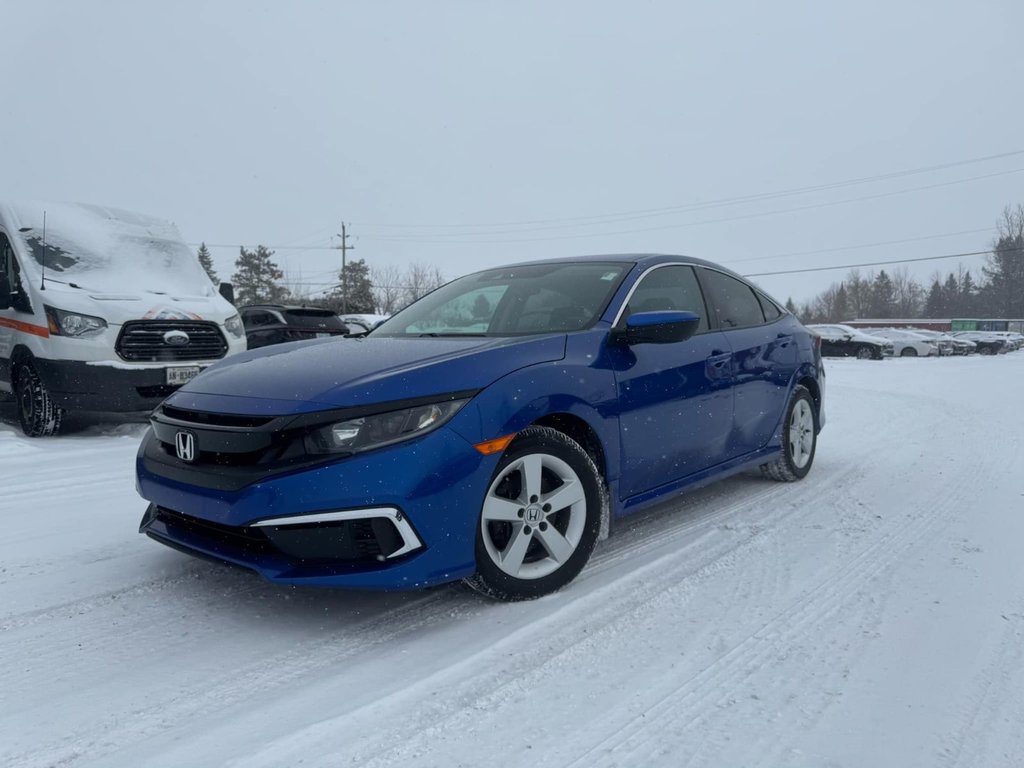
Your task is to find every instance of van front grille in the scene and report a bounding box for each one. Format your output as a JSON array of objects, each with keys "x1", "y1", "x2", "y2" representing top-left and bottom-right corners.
[{"x1": 117, "y1": 321, "x2": 228, "y2": 362}]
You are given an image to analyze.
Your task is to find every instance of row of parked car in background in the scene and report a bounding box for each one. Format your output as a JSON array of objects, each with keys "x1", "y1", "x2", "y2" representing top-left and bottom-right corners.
[
  {"x1": 238, "y1": 305, "x2": 388, "y2": 349},
  {"x1": 806, "y1": 323, "x2": 1024, "y2": 359}
]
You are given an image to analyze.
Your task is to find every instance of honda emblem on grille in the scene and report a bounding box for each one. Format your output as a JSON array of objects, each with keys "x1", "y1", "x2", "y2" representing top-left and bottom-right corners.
[
  {"x1": 175, "y1": 431, "x2": 197, "y2": 462},
  {"x1": 164, "y1": 330, "x2": 190, "y2": 347}
]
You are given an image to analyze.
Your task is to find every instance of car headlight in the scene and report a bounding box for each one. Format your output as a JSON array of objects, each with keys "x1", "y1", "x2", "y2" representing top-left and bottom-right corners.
[
  {"x1": 224, "y1": 314, "x2": 245, "y2": 338},
  {"x1": 44, "y1": 305, "x2": 108, "y2": 338},
  {"x1": 305, "y1": 398, "x2": 470, "y2": 455}
]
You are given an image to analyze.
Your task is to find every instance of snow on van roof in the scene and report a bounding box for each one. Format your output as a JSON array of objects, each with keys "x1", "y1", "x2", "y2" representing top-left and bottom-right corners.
[{"x1": 0, "y1": 200, "x2": 214, "y2": 297}]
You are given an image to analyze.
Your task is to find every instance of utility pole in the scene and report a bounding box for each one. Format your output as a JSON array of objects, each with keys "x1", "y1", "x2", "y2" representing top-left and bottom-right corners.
[{"x1": 335, "y1": 223, "x2": 355, "y2": 315}]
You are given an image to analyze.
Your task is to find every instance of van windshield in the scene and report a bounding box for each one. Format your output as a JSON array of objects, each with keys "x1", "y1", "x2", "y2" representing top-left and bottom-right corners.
[{"x1": 12, "y1": 202, "x2": 214, "y2": 297}]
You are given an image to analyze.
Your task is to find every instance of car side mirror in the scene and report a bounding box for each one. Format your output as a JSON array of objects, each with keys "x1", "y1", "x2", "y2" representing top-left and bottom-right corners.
[
  {"x1": 614, "y1": 310, "x2": 701, "y2": 345},
  {"x1": 218, "y1": 282, "x2": 235, "y2": 305}
]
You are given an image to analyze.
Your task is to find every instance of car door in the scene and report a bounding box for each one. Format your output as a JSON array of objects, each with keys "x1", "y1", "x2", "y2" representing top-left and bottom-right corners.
[
  {"x1": 698, "y1": 267, "x2": 798, "y2": 459},
  {"x1": 611, "y1": 264, "x2": 735, "y2": 499}
]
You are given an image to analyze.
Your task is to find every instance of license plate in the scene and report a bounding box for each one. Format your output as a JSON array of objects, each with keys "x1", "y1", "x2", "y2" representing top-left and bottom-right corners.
[{"x1": 166, "y1": 366, "x2": 201, "y2": 386}]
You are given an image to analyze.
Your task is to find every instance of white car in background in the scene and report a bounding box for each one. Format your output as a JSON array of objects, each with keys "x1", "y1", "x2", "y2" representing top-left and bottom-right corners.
[
  {"x1": 861, "y1": 328, "x2": 939, "y2": 357},
  {"x1": 903, "y1": 328, "x2": 957, "y2": 356}
]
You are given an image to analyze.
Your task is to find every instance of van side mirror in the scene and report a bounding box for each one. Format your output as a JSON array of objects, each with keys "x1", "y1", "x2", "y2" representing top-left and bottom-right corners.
[{"x1": 218, "y1": 282, "x2": 235, "y2": 305}]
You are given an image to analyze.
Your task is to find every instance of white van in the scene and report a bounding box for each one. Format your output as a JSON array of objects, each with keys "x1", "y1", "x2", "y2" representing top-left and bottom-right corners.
[{"x1": 0, "y1": 201, "x2": 246, "y2": 436}]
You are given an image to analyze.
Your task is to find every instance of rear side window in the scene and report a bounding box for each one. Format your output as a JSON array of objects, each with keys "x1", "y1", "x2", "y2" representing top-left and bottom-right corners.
[
  {"x1": 623, "y1": 265, "x2": 709, "y2": 332},
  {"x1": 757, "y1": 292, "x2": 782, "y2": 321},
  {"x1": 283, "y1": 309, "x2": 346, "y2": 329},
  {"x1": 700, "y1": 269, "x2": 765, "y2": 329}
]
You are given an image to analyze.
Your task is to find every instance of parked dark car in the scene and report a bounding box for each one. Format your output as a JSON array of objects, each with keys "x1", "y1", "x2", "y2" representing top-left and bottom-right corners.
[
  {"x1": 806, "y1": 324, "x2": 892, "y2": 359},
  {"x1": 949, "y1": 331, "x2": 1006, "y2": 356},
  {"x1": 239, "y1": 305, "x2": 351, "y2": 349},
  {"x1": 138, "y1": 255, "x2": 825, "y2": 601}
]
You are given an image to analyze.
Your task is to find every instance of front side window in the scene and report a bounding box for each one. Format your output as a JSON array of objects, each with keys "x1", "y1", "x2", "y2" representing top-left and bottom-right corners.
[
  {"x1": 0, "y1": 232, "x2": 31, "y2": 313},
  {"x1": 700, "y1": 268, "x2": 765, "y2": 329},
  {"x1": 374, "y1": 262, "x2": 628, "y2": 337},
  {"x1": 621, "y1": 265, "x2": 709, "y2": 332}
]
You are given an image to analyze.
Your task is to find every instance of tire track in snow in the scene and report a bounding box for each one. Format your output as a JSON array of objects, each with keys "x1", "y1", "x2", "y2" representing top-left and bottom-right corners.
[
  {"x1": 214, "y1": 462, "x2": 868, "y2": 768},
  {"x1": 559, "y1": 398, "x2": 995, "y2": 768}
]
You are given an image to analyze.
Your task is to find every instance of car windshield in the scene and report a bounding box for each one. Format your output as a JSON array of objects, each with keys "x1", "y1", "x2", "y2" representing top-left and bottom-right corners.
[{"x1": 373, "y1": 261, "x2": 629, "y2": 337}]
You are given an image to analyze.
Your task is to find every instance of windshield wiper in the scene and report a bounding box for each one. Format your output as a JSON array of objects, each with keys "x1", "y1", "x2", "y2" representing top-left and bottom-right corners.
[{"x1": 418, "y1": 332, "x2": 488, "y2": 338}]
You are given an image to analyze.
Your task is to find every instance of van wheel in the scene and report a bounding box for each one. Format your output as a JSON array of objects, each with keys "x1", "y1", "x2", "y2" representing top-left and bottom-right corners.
[
  {"x1": 464, "y1": 427, "x2": 603, "y2": 601},
  {"x1": 15, "y1": 362, "x2": 64, "y2": 437}
]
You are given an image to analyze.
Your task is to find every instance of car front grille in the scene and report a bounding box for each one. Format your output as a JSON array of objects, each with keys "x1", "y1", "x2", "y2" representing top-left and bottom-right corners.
[{"x1": 117, "y1": 321, "x2": 228, "y2": 362}]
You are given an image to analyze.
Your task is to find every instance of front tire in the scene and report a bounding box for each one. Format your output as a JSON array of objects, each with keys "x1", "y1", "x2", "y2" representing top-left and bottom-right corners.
[
  {"x1": 900, "y1": 347, "x2": 918, "y2": 357},
  {"x1": 856, "y1": 345, "x2": 874, "y2": 360},
  {"x1": 761, "y1": 386, "x2": 817, "y2": 482},
  {"x1": 15, "y1": 361, "x2": 64, "y2": 437},
  {"x1": 465, "y1": 426, "x2": 603, "y2": 601}
]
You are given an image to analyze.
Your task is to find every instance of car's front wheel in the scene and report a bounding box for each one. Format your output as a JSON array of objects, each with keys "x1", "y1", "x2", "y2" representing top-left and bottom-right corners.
[
  {"x1": 15, "y1": 361, "x2": 64, "y2": 437},
  {"x1": 761, "y1": 386, "x2": 817, "y2": 482},
  {"x1": 856, "y1": 345, "x2": 874, "y2": 360},
  {"x1": 465, "y1": 426, "x2": 603, "y2": 601},
  {"x1": 900, "y1": 346, "x2": 918, "y2": 357}
]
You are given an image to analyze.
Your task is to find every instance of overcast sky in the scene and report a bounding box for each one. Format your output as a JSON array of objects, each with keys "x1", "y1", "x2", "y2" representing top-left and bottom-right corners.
[{"x1": 3, "y1": 0, "x2": 1022, "y2": 305}]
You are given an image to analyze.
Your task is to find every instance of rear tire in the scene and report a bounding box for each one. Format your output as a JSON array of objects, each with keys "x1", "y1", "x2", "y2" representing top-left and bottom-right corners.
[
  {"x1": 761, "y1": 386, "x2": 817, "y2": 482},
  {"x1": 15, "y1": 361, "x2": 64, "y2": 437},
  {"x1": 465, "y1": 426, "x2": 603, "y2": 601}
]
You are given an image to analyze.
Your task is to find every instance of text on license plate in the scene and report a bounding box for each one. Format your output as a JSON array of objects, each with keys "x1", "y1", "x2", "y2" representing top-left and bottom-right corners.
[{"x1": 166, "y1": 366, "x2": 202, "y2": 386}]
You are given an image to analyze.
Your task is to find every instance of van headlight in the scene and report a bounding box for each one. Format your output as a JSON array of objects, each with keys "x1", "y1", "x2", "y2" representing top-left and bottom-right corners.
[
  {"x1": 305, "y1": 398, "x2": 469, "y2": 455},
  {"x1": 44, "y1": 305, "x2": 108, "y2": 338},
  {"x1": 224, "y1": 314, "x2": 245, "y2": 338}
]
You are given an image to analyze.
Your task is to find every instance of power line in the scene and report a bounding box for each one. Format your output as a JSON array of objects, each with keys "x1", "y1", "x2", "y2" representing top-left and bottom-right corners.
[
  {"x1": 353, "y1": 148, "x2": 1024, "y2": 232},
  {"x1": 725, "y1": 227, "x2": 994, "y2": 265},
  {"x1": 742, "y1": 247, "x2": 1022, "y2": 278},
  {"x1": 358, "y1": 167, "x2": 1024, "y2": 244}
]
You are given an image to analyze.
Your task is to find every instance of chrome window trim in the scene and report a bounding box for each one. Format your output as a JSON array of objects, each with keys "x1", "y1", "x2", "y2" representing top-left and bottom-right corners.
[
  {"x1": 252, "y1": 506, "x2": 423, "y2": 559},
  {"x1": 610, "y1": 261, "x2": 705, "y2": 328}
]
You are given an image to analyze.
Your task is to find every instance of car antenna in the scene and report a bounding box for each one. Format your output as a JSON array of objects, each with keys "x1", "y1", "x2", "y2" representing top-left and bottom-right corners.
[{"x1": 39, "y1": 210, "x2": 47, "y2": 291}]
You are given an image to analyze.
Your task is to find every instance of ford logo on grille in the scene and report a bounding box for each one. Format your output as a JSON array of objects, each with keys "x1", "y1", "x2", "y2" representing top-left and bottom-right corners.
[{"x1": 163, "y1": 330, "x2": 190, "y2": 347}]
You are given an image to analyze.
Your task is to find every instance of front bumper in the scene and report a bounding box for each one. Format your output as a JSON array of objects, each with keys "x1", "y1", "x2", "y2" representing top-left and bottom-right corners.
[
  {"x1": 36, "y1": 359, "x2": 211, "y2": 412},
  {"x1": 136, "y1": 426, "x2": 497, "y2": 590}
]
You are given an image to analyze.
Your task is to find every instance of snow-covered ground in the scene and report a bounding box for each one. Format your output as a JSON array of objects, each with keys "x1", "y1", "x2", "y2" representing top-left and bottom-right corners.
[{"x1": 1, "y1": 355, "x2": 1023, "y2": 768}]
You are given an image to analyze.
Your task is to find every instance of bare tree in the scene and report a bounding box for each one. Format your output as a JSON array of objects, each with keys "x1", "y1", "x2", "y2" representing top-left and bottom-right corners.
[
  {"x1": 891, "y1": 266, "x2": 923, "y2": 317},
  {"x1": 371, "y1": 263, "x2": 405, "y2": 314},
  {"x1": 402, "y1": 262, "x2": 446, "y2": 305}
]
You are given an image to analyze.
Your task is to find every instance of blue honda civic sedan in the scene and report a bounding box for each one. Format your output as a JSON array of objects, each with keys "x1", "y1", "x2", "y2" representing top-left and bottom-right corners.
[{"x1": 137, "y1": 255, "x2": 824, "y2": 600}]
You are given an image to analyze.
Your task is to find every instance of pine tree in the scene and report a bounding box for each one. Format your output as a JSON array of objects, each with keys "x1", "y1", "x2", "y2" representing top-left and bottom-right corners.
[
  {"x1": 923, "y1": 279, "x2": 945, "y2": 317},
  {"x1": 784, "y1": 297, "x2": 797, "y2": 315},
  {"x1": 324, "y1": 258, "x2": 375, "y2": 314},
  {"x1": 231, "y1": 245, "x2": 288, "y2": 305},
  {"x1": 868, "y1": 270, "x2": 895, "y2": 317},
  {"x1": 958, "y1": 270, "x2": 977, "y2": 316},
  {"x1": 197, "y1": 242, "x2": 217, "y2": 284}
]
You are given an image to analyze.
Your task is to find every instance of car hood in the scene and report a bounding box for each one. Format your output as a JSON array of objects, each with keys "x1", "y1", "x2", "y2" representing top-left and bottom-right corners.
[{"x1": 166, "y1": 334, "x2": 568, "y2": 415}]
